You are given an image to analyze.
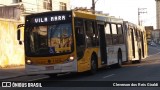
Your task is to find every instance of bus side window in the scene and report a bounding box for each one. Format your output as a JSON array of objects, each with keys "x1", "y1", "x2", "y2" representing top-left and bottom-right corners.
[
  {"x1": 135, "y1": 28, "x2": 138, "y2": 41},
  {"x1": 111, "y1": 24, "x2": 118, "y2": 45},
  {"x1": 95, "y1": 22, "x2": 99, "y2": 46},
  {"x1": 117, "y1": 24, "x2": 124, "y2": 44},
  {"x1": 75, "y1": 27, "x2": 85, "y2": 46},
  {"x1": 85, "y1": 20, "x2": 95, "y2": 47},
  {"x1": 105, "y1": 23, "x2": 112, "y2": 45},
  {"x1": 75, "y1": 18, "x2": 86, "y2": 60},
  {"x1": 117, "y1": 24, "x2": 123, "y2": 34},
  {"x1": 74, "y1": 18, "x2": 85, "y2": 46}
]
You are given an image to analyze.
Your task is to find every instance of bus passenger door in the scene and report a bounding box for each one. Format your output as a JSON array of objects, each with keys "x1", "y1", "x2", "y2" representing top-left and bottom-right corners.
[
  {"x1": 131, "y1": 28, "x2": 135, "y2": 58},
  {"x1": 141, "y1": 32, "x2": 145, "y2": 58},
  {"x1": 98, "y1": 23, "x2": 107, "y2": 65}
]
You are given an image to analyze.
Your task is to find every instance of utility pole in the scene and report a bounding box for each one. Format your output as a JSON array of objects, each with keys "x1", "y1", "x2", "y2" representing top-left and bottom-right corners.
[
  {"x1": 91, "y1": 0, "x2": 99, "y2": 14},
  {"x1": 92, "y1": 0, "x2": 95, "y2": 14},
  {"x1": 138, "y1": 8, "x2": 147, "y2": 26}
]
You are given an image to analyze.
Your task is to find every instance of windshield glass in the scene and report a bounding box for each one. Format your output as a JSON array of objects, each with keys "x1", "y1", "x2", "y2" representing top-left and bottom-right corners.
[{"x1": 26, "y1": 23, "x2": 73, "y2": 56}]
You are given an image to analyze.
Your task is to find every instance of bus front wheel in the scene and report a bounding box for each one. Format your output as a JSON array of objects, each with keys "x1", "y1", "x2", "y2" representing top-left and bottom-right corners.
[{"x1": 89, "y1": 55, "x2": 98, "y2": 74}]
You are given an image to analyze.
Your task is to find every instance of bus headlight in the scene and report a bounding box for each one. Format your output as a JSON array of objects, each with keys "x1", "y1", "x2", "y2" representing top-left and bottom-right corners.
[
  {"x1": 69, "y1": 56, "x2": 74, "y2": 61},
  {"x1": 26, "y1": 60, "x2": 32, "y2": 64},
  {"x1": 65, "y1": 55, "x2": 75, "y2": 63}
]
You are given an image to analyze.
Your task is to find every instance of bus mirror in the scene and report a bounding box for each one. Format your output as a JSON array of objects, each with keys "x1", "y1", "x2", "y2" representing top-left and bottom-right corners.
[
  {"x1": 17, "y1": 29, "x2": 21, "y2": 40},
  {"x1": 17, "y1": 29, "x2": 23, "y2": 45},
  {"x1": 19, "y1": 41, "x2": 23, "y2": 45}
]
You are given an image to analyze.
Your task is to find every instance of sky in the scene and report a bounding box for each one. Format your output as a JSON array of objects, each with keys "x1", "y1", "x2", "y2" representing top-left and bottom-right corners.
[{"x1": 70, "y1": 0, "x2": 156, "y2": 28}]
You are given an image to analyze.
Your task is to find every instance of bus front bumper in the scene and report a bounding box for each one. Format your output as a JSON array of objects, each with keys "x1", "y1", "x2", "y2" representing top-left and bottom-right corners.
[{"x1": 25, "y1": 60, "x2": 77, "y2": 75}]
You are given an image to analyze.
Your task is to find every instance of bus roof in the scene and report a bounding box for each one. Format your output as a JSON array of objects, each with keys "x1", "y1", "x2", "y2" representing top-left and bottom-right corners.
[
  {"x1": 124, "y1": 21, "x2": 145, "y2": 32},
  {"x1": 25, "y1": 10, "x2": 124, "y2": 24},
  {"x1": 26, "y1": 11, "x2": 72, "y2": 18},
  {"x1": 73, "y1": 10, "x2": 96, "y2": 20},
  {"x1": 73, "y1": 10, "x2": 123, "y2": 23}
]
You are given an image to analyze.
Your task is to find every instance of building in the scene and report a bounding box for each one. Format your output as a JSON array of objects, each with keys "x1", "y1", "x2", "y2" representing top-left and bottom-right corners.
[
  {"x1": 152, "y1": 29, "x2": 160, "y2": 44},
  {"x1": 0, "y1": 0, "x2": 70, "y2": 22},
  {"x1": 145, "y1": 26, "x2": 154, "y2": 43},
  {"x1": 156, "y1": 0, "x2": 160, "y2": 29},
  {"x1": 0, "y1": 0, "x2": 70, "y2": 12},
  {"x1": 52, "y1": 0, "x2": 70, "y2": 11},
  {"x1": 0, "y1": 0, "x2": 70, "y2": 16}
]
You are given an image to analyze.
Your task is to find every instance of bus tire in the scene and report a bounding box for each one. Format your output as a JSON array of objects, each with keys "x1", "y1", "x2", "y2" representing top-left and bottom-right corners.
[
  {"x1": 116, "y1": 51, "x2": 122, "y2": 68},
  {"x1": 89, "y1": 55, "x2": 98, "y2": 74}
]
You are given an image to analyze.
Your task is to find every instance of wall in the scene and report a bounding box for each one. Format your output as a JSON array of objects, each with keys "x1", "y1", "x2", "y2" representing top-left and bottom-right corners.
[
  {"x1": 152, "y1": 29, "x2": 160, "y2": 44},
  {"x1": 52, "y1": 0, "x2": 70, "y2": 11},
  {"x1": 0, "y1": 0, "x2": 71, "y2": 13},
  {"x1": 0, "y1": 19, "x2": 24, "y2": 68},
  {"x1": 0, "y1": 1, "x2": 12, "y2": 5},
  {"x1": 0, "y1": 5, "x2": 21, "y2": 20},
  {"x1": 22, "y1": 0, "x2": 50, "y2": 13},
  {"x1": 22, "y1": 0, "x2": 39, "y2": 13}
]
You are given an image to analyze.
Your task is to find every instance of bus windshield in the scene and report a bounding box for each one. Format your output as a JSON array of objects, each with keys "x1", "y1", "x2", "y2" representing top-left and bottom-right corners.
[{"x1": 26, "y1": 23, "x2": 73, "y2": 56}]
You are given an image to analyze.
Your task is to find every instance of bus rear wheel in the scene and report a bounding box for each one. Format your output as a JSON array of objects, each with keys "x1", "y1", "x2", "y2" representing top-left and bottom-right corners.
[
  {"x1": 116, "y1": 52, "x2": 122, "y2": 68},
  {"x1": 111, "y1": 52, "x2": 122, "y2": 68}
]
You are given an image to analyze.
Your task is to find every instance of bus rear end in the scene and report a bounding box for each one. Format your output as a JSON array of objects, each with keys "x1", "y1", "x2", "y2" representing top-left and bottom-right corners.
[{"x1": 24, "y1": 11, "x2": 77, "y2": 75}]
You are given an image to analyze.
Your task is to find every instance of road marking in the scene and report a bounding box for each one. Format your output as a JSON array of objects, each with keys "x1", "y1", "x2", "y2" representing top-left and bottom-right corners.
[
  {"x1": 103, "y1": 74, "x2": 115, "y2": 78},
  {"x1": 57, "y1": 72, "x2": 70, "y2": 76},
  {"x1": 28, "y1": 75, "x2": 49, "y2": 82}
]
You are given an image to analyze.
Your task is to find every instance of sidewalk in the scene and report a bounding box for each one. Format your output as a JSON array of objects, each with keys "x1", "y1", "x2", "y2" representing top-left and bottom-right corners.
[{"x1": 0, "y1": 66, "x2": 26, "y2": 80}]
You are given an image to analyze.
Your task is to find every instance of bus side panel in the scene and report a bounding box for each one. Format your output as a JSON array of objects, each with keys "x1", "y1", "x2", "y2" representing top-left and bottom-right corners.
[
  {"x1": 127, "y1": 29, "x2": 133, "y2": 61},
  {"x1": 77, "y1": 48, "x2": 99, "y2": 72},
  {"x1": 141, "y1": 28, "x2": 148, "y2": 59},
  {"x1": 127, "y1": 26, "x2": 139, "y2": 61},
  {"x1": 107, "y1": 45, "x2": 127, "y2": 65}
]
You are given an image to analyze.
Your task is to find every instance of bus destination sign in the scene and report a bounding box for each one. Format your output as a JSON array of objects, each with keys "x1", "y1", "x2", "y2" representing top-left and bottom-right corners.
[{"x1": 29, "y1": 14, "x2": 72, "y2": 24}]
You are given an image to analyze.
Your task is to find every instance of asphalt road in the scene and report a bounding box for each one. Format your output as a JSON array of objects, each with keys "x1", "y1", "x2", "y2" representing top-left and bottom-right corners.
[
  {"x1": 42, "y1": 45, "x2": 160, "y2": 80},
  {"x1": 148, "y1": 45, "x2": 160, "y2": 56},
  {"x1": 2, "y1": 45, "x2": 160, "y2": 90},
  {"x1": 34, "y1": 45, "x2": 160, "y2": 90}
]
